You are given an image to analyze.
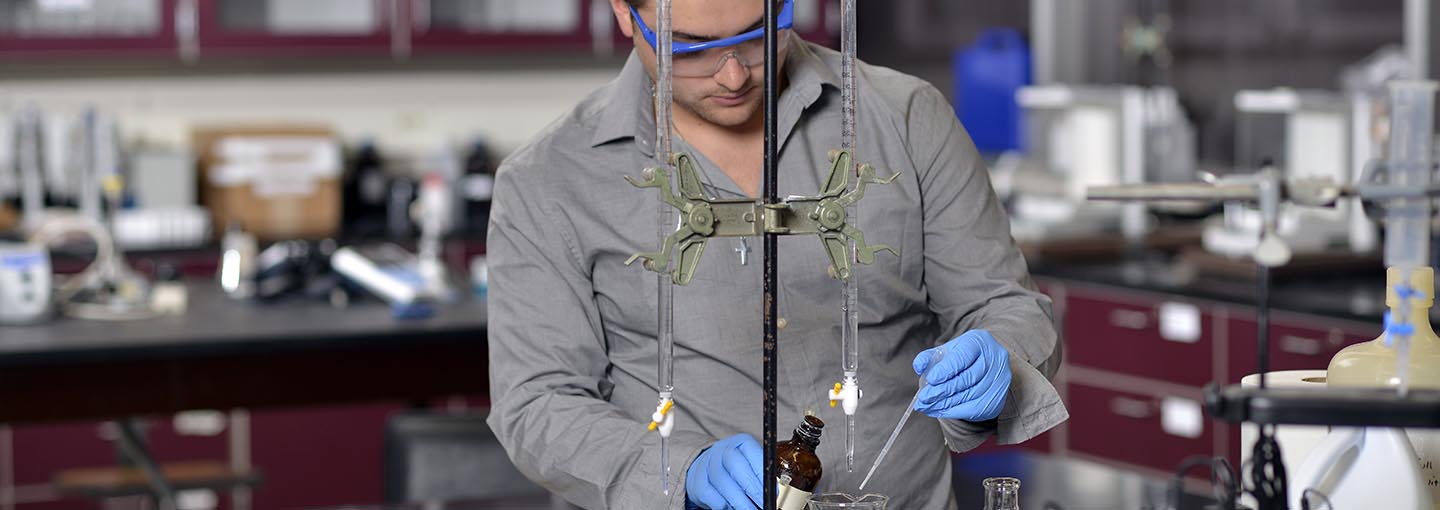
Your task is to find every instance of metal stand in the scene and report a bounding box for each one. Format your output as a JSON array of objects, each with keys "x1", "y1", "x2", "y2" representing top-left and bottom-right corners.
[{"x1": 115, "y1": 418, "x2": 177, "y2": 510}]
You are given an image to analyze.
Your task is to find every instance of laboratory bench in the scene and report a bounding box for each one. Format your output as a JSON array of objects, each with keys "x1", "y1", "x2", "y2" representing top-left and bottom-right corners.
[
  {"x1": 0, "y1": 279, "x2": 488, "y2": 509},
  {"x1": 0, "y1": 252, "x2": 1393, "y2": 508}
]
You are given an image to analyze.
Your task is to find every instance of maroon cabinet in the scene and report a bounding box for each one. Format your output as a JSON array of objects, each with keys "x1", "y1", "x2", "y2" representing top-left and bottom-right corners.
[
  {"x1": 1066, "y1": 382, "x2": 1212, "y2": 473},
  {"x1": 193, "y1": 0, "x2": 395, "y2": 57},
  {"x1": 410, "y1": 0, "x2": 600, "y2": 55},
  {"x1": 248, "y1": 402, "x2": 402, "y2": 509},
  {"x1": 1225, "y1": 311, "x2": 1373, "y2": 383},
  {"x1": 1064, "y1": 286, "x2": 1215, "y2": 387},
  {"x1": 0, "y1": 0, "x2": 180, "y2": 59}
]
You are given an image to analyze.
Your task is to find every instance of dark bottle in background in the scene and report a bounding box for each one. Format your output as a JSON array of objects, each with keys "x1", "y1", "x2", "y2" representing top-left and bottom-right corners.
[
  {"x1": 457, "y1": 139, "x2": 495, "y2": 240},
  {"x1": 776, "y1": 414, "x2": 824, "y2": 510},
  {"x1": 341, "y1": 141, "x2": 392, "y2": 241}
]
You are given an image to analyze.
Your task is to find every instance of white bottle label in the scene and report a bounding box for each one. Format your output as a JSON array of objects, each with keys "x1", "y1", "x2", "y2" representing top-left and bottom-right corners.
[{"x1": 776, "y1": 479, "x2": 813, "y2": 510}]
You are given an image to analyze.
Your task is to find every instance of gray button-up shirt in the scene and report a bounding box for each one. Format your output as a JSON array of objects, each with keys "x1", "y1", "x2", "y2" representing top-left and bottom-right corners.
[{"x1": 486, "y1": 36, "x2": 1066, "y2": 510}]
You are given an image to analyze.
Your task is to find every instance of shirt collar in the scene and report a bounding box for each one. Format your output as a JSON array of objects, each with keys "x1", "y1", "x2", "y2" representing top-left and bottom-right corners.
[{"x1": 588, "y1": 33, "x2": 841, "y2": 153}]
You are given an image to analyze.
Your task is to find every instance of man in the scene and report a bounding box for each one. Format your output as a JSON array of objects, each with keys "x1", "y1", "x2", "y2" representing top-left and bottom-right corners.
[{"x1": 485, "y1": 0, "x2": 1067, "y2": 508}]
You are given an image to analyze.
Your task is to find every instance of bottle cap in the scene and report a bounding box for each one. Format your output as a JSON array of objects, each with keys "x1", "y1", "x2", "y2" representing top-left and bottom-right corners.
[
  {"x1": 1387, "y1": 266, "x2": 1435, "y2": 308},
  {"x1": 795, "y1": 415, "x2": 825, "y2": 443}
]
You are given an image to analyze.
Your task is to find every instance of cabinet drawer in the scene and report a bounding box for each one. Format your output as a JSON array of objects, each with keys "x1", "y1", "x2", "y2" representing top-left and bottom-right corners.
[
  {"x1": 1227, "y1": 314, "x2": 1372, "y2": 382},
  {"x1": 10, "y1": 422, "x2": 113, "y2": 486},
  {"x1": 1067, "y1": 383, "x2": 1213, "y2": 473},
  {"x1": 1065, "y1": 290, "x2": 1213, "y2": 386}
]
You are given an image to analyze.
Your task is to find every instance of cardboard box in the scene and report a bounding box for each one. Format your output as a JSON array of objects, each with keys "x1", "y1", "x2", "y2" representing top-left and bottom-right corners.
[{"x1": 193, "y1": 125, "x2": 342, "y2": 241}]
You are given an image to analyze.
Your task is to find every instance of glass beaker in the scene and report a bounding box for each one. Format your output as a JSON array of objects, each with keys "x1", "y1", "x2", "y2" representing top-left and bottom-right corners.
[
  {"x1": 807, "y1": 493, "x2": 889, "y2": 510},
  {"x1": 983, "y1": 477, "x2": 1021, "y2": 510}
]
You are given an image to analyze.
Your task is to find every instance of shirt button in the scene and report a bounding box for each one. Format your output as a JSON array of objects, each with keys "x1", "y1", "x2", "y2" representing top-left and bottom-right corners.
[{"x1": 777, "y1": 317, "x2": 788, "y2": 329}]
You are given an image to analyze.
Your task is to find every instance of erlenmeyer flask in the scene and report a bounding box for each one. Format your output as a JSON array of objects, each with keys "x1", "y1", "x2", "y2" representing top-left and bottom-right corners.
[{"x1": 983, "y1": 477, "x2": 1020, "y2": 510}]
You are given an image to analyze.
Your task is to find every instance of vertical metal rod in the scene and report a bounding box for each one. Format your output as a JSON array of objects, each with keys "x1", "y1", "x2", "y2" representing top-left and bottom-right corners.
[
  {"x1": 762, "y1": 0, "x2": 780, "y2": 508},
  {"x1": 1256, "y1": 265, "x2": 1270, "y2": 389},
  {"x1": 1406, "y1": 0, "x2": 1429, "y2": 80},
  {"x1": 116, "y1": 419, "x2": 176, "y2": 510}
]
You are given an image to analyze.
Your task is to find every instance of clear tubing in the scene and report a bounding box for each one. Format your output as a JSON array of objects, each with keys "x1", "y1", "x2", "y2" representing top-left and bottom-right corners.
[
  {"x1": 654, "y1": 0, "x2": 676, "y2": 494},
  {"x1": 1383, "y1": 81, "x2": 1436, "y2": 397},
  {"x1": 839, "y1": 0, "x2": 860, "y2": 474}
]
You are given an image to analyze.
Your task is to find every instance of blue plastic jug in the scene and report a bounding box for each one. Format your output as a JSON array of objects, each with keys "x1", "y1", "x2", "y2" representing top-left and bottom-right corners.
[{"x1": 954, "y1": 28, "x2": 1031, "y2": 154}]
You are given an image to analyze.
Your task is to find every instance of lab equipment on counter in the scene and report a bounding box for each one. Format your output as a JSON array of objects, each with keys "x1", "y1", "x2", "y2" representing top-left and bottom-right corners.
[
  {"x1": 1001, "y1": 84, "x2": 1194, "y2": 244},
  {"x1": 29, "y1": 211, "x2": 155, "y2": 321},
  {"x1": 776, "y1": 415, "x2": 825, "y2": 510},
  {"x1": 0, "y1": 241, "x2": 52, "y2": 324},
  {"x1": 14, "y1": 105, "x2": 47, "y2": 233},
  {"x1": 219, "y1": 224, "x2": 257, "y2": 300},
  {"x1": 982, "y1": 477, "x2": 1021, "y2": 510},
  {"x1": 469, "y1": 255, "x2": 487, "y2": 298},
  {"x1": 458, "y1": 139, "x2": 496, "y2": 240},
  {"x1": 342, "y1": 141, "x2": 391, "y2": 240},
  {"x1": 331, "y1": 243, "x2": 435, "y2": 318},
  {"x1": 193, "y1": 125, "x2": 342, "y2": 241},
  {"x1": 1204, "y1": 89, "x2": 1357, "y2": 260},
  {"x1": 148, "y1": 263, "x2": 187, "y2": 315},
  {"x1": 412, "y1": 172, "x2": 455, "y2": 303},
  {"x1": 807, "y1": 493, "x2": 887, "y2": 510},
  {"x1": 254, "y1": 239, "x2": 342, "y2": 303}
]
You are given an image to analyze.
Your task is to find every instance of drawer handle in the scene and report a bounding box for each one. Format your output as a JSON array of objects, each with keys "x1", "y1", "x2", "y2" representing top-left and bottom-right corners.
[
  {"x1": 1279, "y1": 335, "x2": 1323, "y2": 356},
  {"x1": 1108, "y1": 309, "x2": 1150, "y2": 330},
  {"x1": 1109, "y1": 396, "x2": 1152, "y2": 419}
]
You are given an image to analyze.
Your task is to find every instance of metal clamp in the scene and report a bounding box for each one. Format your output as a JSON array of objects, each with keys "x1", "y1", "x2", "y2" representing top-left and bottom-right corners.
[{"x1": 625, "y1": 150, "x2": 899, "y2": 284}]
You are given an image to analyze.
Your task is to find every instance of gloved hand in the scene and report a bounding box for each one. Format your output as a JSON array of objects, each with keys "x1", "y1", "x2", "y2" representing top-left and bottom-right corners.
[
  {"x1": 912, "y1": 329, "x2": 1012, "y2": 421},
  {"x1": 686, "y1": 434, "x2": 763, "y2": 510}
]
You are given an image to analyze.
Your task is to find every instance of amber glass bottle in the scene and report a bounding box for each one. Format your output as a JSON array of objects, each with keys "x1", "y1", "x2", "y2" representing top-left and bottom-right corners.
[{"x1": 776, "y1": 415, "x2": 825, "y2": 510}]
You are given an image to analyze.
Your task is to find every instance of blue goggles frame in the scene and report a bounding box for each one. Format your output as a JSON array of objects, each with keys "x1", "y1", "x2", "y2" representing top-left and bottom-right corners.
[{"x1": 630, "y1": 0, "x2": 795, "y2": 55}]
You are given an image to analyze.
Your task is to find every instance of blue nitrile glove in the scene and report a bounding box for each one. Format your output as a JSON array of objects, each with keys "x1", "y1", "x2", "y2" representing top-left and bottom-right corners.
[
  {"x1": 686, "y1": 434, "x2": 764, "y2": 510},
  {"x1": 912, "y1": 329, "x2": 1012, "y2": 421}
]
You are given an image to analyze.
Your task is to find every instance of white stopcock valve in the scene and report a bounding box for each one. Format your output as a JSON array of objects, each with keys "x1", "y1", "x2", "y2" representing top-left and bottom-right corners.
[
  {"x1": 829, "y1": 376, "x2": 861, "y2": 415},
  {"x1": 648, "y1": 398, "x2": 676, "y2": 437}
]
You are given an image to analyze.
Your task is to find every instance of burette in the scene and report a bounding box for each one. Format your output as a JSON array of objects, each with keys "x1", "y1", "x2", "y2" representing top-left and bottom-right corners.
[
  {"x1": 643, "y1": 0, "x2": 678, "y2": 495},
  {"x1": 827, "y1": 0, "x2": 864, "y2": 473},
  {"x1": 627, "y1": 0, "x2": 898, "y2": 499}
]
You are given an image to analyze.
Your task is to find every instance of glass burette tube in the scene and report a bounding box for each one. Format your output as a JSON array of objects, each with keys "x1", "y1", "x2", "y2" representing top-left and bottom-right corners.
[
  {"x1": 648, "y1": 0, "x2": 678, "y2": 495},
  {"x1": 839, "y1": 0, "x2": 861, "y2": 473}
]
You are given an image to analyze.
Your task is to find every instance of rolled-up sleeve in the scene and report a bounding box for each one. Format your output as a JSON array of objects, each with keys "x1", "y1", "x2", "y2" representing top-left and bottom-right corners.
[
  {"x1": 485, "y1": 161, "x2": 713, "y2": 510},
  {"x1": 904, "y1": 84, "x2": 1068, "y2": 451}
]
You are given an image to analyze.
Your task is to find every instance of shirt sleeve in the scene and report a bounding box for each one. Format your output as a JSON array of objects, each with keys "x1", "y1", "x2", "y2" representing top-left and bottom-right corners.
[
  {"x1": 485, "y1": 162, "x2": 714, "y2": 510},
  {"x1": 904, "y1": 84, "x2": 1069, "y2": 450}
]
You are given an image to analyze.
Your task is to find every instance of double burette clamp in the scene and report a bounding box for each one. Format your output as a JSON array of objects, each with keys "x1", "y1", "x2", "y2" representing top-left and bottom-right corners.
[{"x1": 625, "y1": 149, "x2": 898, "y2": 284}]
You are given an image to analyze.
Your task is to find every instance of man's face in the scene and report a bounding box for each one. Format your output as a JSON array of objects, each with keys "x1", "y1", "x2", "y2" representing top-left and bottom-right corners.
[{"x1": 612, "y1": 0, "x2": 788, "y2": 129}]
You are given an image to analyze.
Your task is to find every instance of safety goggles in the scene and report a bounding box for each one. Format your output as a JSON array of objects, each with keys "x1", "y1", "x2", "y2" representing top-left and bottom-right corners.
[{"x1": 630, "y1": 0, "x2": 794, "y2": 78}]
